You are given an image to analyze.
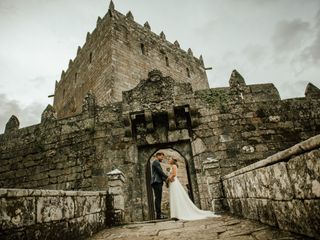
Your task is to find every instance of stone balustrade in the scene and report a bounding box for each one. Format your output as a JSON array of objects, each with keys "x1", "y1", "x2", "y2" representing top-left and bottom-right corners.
[
  {"x1": 0, "y1": 189, "x2": 107, "y2": 240},
  {"x1": 222, "y1": 134, "x2": 320, "y2": 238}
]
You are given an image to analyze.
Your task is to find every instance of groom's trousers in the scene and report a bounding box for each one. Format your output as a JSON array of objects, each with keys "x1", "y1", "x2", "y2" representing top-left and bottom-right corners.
[{"x1": 152, "y1": 182, "x2": 163, "y2": 218}]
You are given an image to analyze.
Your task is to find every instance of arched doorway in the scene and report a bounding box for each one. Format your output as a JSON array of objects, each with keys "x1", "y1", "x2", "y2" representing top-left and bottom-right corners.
[{"x1": 146, "y1": 148, "x2": 194, "y2": 220}]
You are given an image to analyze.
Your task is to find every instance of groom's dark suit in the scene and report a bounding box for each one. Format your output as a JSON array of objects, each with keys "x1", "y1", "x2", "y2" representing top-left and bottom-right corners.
[{"x1": 151, "y1": 159, "x2": 168, "y2": 219}]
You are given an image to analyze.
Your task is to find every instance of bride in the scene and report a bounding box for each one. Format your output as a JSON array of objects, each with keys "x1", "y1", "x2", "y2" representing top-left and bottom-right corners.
[{"x1": 167, "y1": 157, "x2": 219, "y2": 220}]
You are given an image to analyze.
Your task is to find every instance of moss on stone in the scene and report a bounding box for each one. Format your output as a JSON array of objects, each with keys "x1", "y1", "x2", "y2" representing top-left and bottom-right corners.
[{"x1": 197, "y1": 89, "x2": 230, "y2": 105}]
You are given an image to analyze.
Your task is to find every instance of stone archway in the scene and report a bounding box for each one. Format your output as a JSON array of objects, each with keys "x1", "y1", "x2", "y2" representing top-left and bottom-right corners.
[
  {"x1": 140, "y1": 141, "x2": 199, "y2": 220},
  {"x1": 146, "y1": 149, "x2": 194, "y2": 219}
]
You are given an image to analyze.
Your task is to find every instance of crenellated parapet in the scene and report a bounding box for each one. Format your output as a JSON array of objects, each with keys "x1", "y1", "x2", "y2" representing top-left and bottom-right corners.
[
  {"x1": 305, "y1": 82, "x2": 320, "y2": 98},
  {"x1": 41, "y1": 104, "x2": 57, "y2": 124},
  {"x1": 4, "y1": 115, "x2": 20, "y2": 134}
]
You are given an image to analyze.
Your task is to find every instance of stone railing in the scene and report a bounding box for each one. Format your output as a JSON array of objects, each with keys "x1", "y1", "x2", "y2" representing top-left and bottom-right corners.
[
  {"x1": 222, "y1": 134, "x2": 320, "y2": 239},
  {"x1": 0, "y1": 189, "x2": 107, "y2": 240},
  {"x1": 0, "y1": 169, "x2": 126, "y2": 240}
]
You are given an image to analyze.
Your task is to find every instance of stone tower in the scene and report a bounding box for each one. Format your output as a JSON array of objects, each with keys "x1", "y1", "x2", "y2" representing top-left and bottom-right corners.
[{"x1": 53, "y1": 1, "x2": 209, "y2": 118}]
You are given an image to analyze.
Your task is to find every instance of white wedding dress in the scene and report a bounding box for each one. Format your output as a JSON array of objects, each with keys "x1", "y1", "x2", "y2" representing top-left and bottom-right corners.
[{"x1": 169, "y1": 167, "x2": 219, "y2": 220}]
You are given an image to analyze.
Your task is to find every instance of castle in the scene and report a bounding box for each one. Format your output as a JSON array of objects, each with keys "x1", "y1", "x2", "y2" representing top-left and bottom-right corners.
[{"x1": 1, "y1": 1, "x2": 320, "y2": 239}]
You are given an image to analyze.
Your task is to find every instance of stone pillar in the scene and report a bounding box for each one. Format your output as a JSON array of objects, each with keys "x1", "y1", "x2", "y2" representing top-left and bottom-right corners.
[
  {"x1": 202, "y1": 158, "x2": 225, "y2": 213},
  {"x1": 106, "y1": 169, "x2": 126, "y2": 224}
]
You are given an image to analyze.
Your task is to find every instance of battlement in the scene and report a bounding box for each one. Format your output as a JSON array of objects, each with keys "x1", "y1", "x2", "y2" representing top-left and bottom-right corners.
[{"x1": 53, "y1": 1, "x2": 209, "y2": 119}]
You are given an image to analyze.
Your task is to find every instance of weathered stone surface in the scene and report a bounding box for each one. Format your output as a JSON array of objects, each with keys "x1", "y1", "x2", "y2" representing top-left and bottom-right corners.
[
  {"x1": 0, "y1": 197, "x2": 35, "y2": 229},
  {"x1": 0, "y1": 189, "x2": 108, "y2": 240},
  {"x1": 305, "y1": 82, "x2": 320, "y2": 98},
  {"x1": 287, "y1": 149, "x2": 320, "y2": 198},
  {"x1": 191, "y1": 138, "x2": 207, "y2": 155},
  {"x1": 304, "y1": 199, "x2": 320, "y2": 237},
  {"x1": 240, "y1": 198, "x2": 259, "y2": 221},
  {"x1": 256, "y1": 199, "x2": 277, "y2": 226},
  {"x1": 41, "y1": 104, "x2": 57, "y2": 123},
  {"x1": 272, "y1": 200, "x2": 317, "y2": 238},
  {"x1": 90, "y1": 215, "x2": 312, "y2": 240},
  {"x1": 37, "y1": 196, "x2": 75, "y2": 223},
  {"x1": 227, "y1": 199, "x2": 243, "y2": 216},
  {"x1": 74, "y1": 196, "x2": 102, "y2": 217},
  {"x1": 269, "y1": 162, "x2": 293, "y2": 200},
  {"x1": 0, "y1": 0, "x2": 320, "y2": 229},
  {"x1": 222, "y1": 140, "x2": 320, "y2": 238},
  {"x1": 4, "y1": 115, "x2": 19, "y2": 134}
]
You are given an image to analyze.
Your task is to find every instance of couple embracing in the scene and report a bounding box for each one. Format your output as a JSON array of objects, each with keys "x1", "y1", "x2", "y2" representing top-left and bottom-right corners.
[{"x1": 151, "y1": 152, "x2": 219, "y2": 220}]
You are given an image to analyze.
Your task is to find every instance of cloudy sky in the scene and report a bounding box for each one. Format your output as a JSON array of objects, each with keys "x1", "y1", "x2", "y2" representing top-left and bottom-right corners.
[{"x1": 0, "y1": 0, "x2": 319, "y2": 133}]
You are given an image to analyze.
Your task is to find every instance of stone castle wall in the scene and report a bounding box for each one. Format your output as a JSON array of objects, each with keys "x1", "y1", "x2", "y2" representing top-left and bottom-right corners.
[
  {"x1": 192, "y1": 72, "x2": 320, "y2": 211},
  {"x1": 0, "y1": 189, "x2": 108, "y2": 240},
  {"x1": 0, "y1": 112, "x2": 97, "y2": 190},
  {"x1": 1, "y1": 70, "x2": 320, "y2": 222},
  {"x1": 222, "y1": 135, "x2": 320, "y2": 239}
]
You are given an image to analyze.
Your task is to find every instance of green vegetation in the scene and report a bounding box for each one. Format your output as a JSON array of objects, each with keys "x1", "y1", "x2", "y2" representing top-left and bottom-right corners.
[{"x1": 196, "y1": 89, "x2": 230, "y2": 105}]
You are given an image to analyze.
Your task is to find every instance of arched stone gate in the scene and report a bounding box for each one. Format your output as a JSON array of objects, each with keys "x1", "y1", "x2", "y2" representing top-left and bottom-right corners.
[{"x1": 138, "y1": 141, "x2": 200, "y2": 220}]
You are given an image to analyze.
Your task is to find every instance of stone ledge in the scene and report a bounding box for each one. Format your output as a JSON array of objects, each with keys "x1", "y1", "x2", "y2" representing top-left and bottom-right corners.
[{"x1": 1, "y1": 188, "x2": 107, "y2": 197}]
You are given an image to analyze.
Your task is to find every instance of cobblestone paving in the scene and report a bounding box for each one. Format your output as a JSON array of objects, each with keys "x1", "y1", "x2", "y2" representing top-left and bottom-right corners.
[{"x1": 89, "y1": 214, "x2": 312, "y2": 240}]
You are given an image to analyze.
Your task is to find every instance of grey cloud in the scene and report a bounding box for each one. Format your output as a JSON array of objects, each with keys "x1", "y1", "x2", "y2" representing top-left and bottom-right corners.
[
  {"x1": 300, "y1": 31, "x2": 320, "y2": 64},
  {"x1": 0, "y1": 93, "x2": 44, "y2": 134},
  {"x1": 242, "y1": 45, "x2": 266, "y2": 64},
  {"x1": 291, "y1": 9, "x2": 320, "y2": 71},
  {"x1": 299, "y1": 9, "x2": 320, "y2": 63},
  {"x1": 316, "y1": 8, "x2": 320, "y2": 26},
  {"x1": 272, "y1": 19, "x2": 310, "y2": 53}
]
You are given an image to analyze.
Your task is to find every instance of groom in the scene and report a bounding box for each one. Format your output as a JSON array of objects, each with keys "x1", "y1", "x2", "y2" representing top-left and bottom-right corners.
[{"x1": 151, "y1": 152, "x2": 169, "y2": 219}]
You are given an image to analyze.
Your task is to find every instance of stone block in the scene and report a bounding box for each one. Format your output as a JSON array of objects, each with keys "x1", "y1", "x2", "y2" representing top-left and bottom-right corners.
[
  {"x1": 227, "y1": 198, "x2": 242, "y2": 216},
  {"x1": 211, "y1": 198, "x2": 225, "y2": 212},
  {"x1": 112, "y1": 195, "x2": 124, "y2": 210},
  {"x1": 108, "y1": 186, "x2": 123, "y2": 195},
  {"x1": 168, "y1": 129, "x2": 190, "y2": 142},
  {"x1": 257, "y1": 199, "x2": 277, "y2": 226},
  {"x1": 0, "y1": 189, "x2": 8, "y2": 197},
  {"x1": 219, "y1": 134, "x2": 232, "y2": 143},
  {"x1": 246, "y1": 168, "x2": 271, "y2": 199},
  {"x1": 206, "y1": 175, "x2": 221, "y2": 184},
  {"x1": 204, "y1": 167, "x2": 221, "y2": 176},
  {"x1": 269, "y1": 162, "x2": 293, "y2": 200},
  {"x1": 244, "y1": 171, "x2": 258, "y2": 198},
  {"x1": 304, "y1": 200, "x2": 320, "y2": 238},
  {"x1": 124, "y1": 144, "x2": 138, "y2": 163},
  {"x1": 272, "y1": 200, "x2": 314, "y2": 238},
  {"x1": 36, "y1": 196, "x2": 74, "y2": 223},
  {"x1": 191, "y1": 138, "x2": 207, "y2": 155},
  {"x1": 208, "y1": 183, "x2": 223, "y2": 199},
  {"x1": 7, "y1": 189, "x2": 31, "y2": 197},
  {"x1": 240, "y1": 198, "x2": 259, "y2": 221},
  {"x1": 74, "y1": 196, "x2": 102, "y2": 217},
  {"x1": 287, "y1": 149, "x2": 320, "y2": 198},
  {"x1": 232, "y1": 175, "x2": 248, "y2": 198},
  {"x1": 0, "y1": 197, "x2": 36, "y2": 229}
]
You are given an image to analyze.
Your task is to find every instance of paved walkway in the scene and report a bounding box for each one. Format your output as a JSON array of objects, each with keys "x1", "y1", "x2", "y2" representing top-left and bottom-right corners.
[{"x1": 89, "y1": 214, "x2": 312, "y2": 240}]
